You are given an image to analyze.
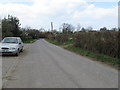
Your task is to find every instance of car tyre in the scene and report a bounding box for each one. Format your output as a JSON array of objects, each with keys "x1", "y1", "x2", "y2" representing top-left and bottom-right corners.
[
  {"x1": 21, "y1": 47, "x2": 23, "y2": 52},
  {"x1": 16, "y1": 49, "x2": 20, "y2": 56}
]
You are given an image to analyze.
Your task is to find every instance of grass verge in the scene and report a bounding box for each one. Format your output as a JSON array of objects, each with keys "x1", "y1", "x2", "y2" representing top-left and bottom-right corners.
[
  {"x1": 23, "y1": 39, "x2": 37, "y2": 43},
  {"x1": 45, "y1": 39, "x2": 119, "y2": 69}
]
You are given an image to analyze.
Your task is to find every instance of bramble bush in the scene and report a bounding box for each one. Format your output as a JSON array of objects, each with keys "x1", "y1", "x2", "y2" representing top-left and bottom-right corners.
[{"x1": 74, "y1": 30, "x2": 118, "y2": 58}]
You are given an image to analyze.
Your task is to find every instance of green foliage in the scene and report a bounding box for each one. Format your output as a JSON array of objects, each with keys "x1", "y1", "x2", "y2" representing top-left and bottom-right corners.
[
  {"x1": 2, "y1": 15, "x2": 46, "y2": 42},
  {"x1": 23, "y1": 39, "x2": 37, "y2": 43},
  {"x1": 100, "y1": 27, "x2": 107, "y2": 31},
  {"x1": 65, "y1": 45, "x2": 119, "y2": 66},
  {"x1": 26, "y1": 30, "x2": 41, "y2": 39},
  {"x1": 2, "y1": 15, "x2": 21, "y2": 37},
  {"x1": 74, "y1": 30, "x2": 118, "y2": 58},
  {"x1": 60, "y1": 23, "x2": 75, "y2": 34},
  {"x1": 55, "y1": 33, "x2": 69, "y2": 43},
  {"x1": 46, "y1": 39, "x2": 119, "y2": 68}
]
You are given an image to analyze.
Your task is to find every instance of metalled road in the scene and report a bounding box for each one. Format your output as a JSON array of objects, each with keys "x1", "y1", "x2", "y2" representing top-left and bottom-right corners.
[{"x1": 3, "y1": 39, "x2": 118, "y2": 88}]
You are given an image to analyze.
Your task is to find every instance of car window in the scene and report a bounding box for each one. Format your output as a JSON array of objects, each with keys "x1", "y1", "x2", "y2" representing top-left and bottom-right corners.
[
  {"x1": 19, "y1": 38, "x2": 23, "y2": 43},
  {"x1": 2, "y1": 38, "x2": 18, "y2": 44},
  {"x1": 19, "y1": 39, "x2": 21, "y2": 43}
]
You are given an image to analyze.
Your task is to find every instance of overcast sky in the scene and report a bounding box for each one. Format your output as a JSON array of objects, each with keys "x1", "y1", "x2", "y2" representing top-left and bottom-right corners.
[{"x1": 0, "y1": 0, "x2": 119, "y2": 30}]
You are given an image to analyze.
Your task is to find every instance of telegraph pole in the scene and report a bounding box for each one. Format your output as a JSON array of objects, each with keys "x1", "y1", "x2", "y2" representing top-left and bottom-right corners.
[{"x1": 51, "y1": 22, "x2": 53, "y2": 31}]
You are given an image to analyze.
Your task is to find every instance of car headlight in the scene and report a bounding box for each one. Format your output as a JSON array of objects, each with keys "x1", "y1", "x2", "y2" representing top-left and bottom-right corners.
[{"x1": 10, "y1": 47, "x2": 17, "y2": 50}]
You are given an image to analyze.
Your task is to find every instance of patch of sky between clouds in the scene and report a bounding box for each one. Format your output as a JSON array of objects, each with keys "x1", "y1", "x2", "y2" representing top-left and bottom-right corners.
[
  {"x1": 0, "y1": 0, "x2": 33, "y2": 5},
  {"x1": 0, "y1": 0, "x2": 119, "y2": 7},
  {"x1": 0, "y1": 0, "x2": 119, "y2": 4},
  {"x1": 88, "y1": 2, "x2": 118, "y2": 8},
  {"x1": 86, "y1": 0, "x2": 119, "y2": 2}
]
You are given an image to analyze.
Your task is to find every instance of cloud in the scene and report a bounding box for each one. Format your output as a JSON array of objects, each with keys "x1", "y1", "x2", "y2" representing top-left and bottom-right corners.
[
  {"x1": 73, "y1": 4, "x2": 117, "y2": 19},
  {"x1": 86, "y1": 0, "x2": 119, "y2": 2},
  {"x1": 0, "y1": 0, "x2": 118, "y2": 29}
]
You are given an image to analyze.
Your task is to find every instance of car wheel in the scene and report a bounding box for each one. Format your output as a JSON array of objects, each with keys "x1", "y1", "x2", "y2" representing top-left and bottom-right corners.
[
  {"x1": 16, "y1": 49, "x2": 20, "y2": 56},
  {"x1": 21, "y1": 47, "x2": 23, "y2": 52}
]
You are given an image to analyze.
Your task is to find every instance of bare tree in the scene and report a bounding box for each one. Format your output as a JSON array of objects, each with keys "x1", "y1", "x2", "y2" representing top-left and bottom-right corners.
[
  {"x1": 76, "y1": 23, "x2": 81, "y2": 32},
  {"x1": 86, "y1": 26, "x2": 93, "y2": 31},
  {"x1": 59, "y1": 23, "x2": 75, "y2": 34}
]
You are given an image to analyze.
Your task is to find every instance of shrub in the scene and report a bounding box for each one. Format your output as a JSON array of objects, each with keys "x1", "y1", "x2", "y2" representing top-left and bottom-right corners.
[{"x1": 74, "y1": 30, "x2": 118, "y2": 58}]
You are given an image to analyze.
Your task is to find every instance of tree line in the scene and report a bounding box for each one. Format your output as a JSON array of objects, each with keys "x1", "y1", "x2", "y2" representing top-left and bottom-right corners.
[
  {"x1": 2, "y1": 15, "x2": 46, "y2": 41},
  {"x1": 46, "y1": 23, "x2": 119, "y2": 59},
  {"x1": 1, "y1": 15, "x2": 120, "y2": 59}
]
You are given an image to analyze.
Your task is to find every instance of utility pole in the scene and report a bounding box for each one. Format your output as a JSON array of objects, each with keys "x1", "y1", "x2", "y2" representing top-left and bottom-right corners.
[{"x1": 51, "y1": 22, "x2": 53, "y2": 32}]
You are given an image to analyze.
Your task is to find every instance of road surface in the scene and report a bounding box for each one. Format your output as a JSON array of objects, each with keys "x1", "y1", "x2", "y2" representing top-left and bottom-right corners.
[{"x1": 2, "y1": 39, "x2": 118, "y2": 88}]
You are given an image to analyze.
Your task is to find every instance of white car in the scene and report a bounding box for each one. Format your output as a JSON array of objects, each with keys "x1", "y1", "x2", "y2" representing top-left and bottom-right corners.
[{"x1": 0, "y1": 37, "x2": 24, "y2": 56}]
